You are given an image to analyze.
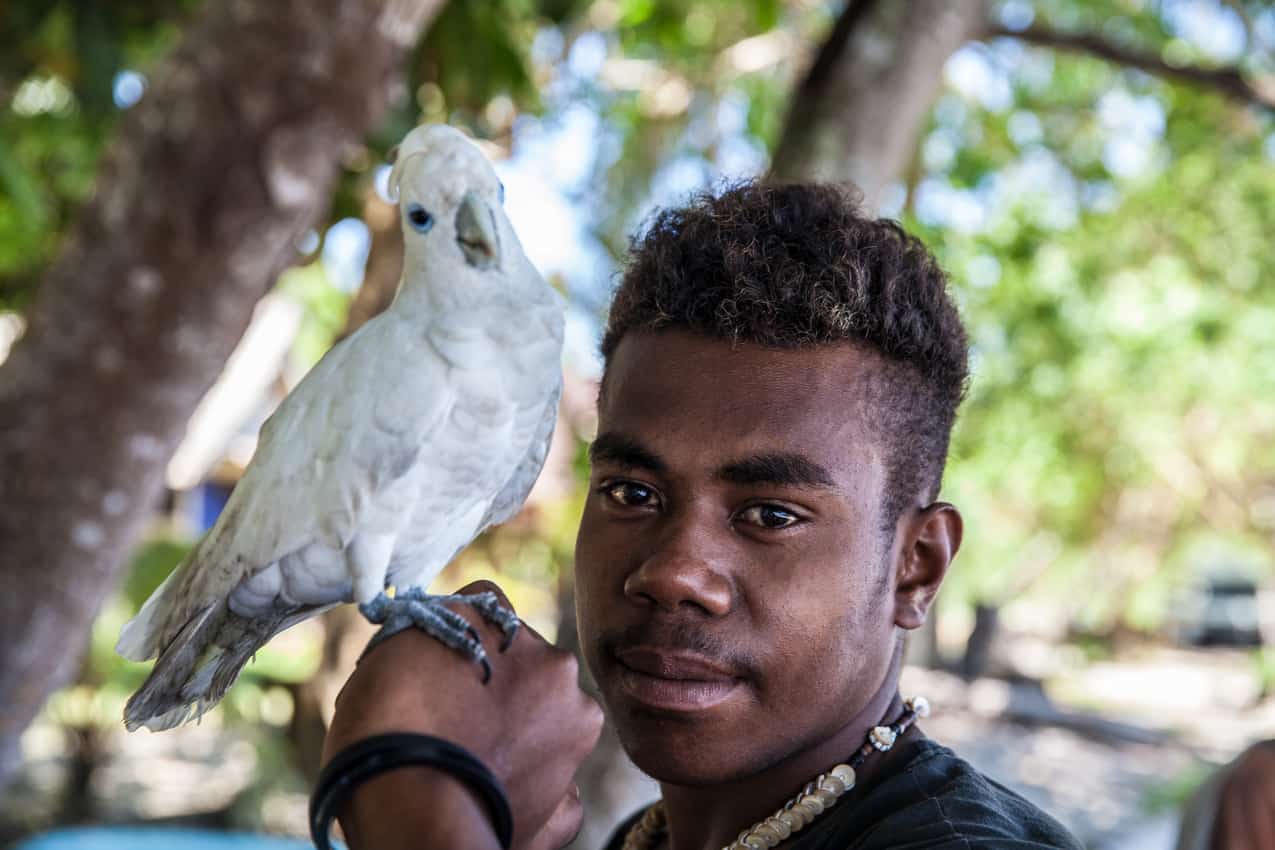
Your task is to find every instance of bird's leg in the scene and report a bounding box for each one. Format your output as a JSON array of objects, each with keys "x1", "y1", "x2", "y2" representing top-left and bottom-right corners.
[
  {"x1": 348, "y1": 533, "x2": 395, "y2": 606},
  {"x1": 358, "y1": 586, "x2": 521, "y2": 683}
]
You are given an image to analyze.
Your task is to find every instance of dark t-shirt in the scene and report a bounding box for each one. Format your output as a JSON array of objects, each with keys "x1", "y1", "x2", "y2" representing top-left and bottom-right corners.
[{"x1": 603, "y1": 740, "x2": 1082, "y2": 849}]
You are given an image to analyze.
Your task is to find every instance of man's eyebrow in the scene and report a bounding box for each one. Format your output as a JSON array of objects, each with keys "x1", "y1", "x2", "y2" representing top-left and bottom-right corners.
[
  {"x1": 716, "y1": 453, "x2": 837, "y2": 489},
  {"x1": 588, "y1": 432, "x2": 666, "y2": 473}
]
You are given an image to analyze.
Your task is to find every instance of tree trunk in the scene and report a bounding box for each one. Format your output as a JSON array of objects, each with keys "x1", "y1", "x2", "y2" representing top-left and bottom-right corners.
[
  {"x1": 769, "y1": 0, "x2": 988, "y2": 207},
  {"x1": 961, "y1": 603, "x2": 1002, "y2": 680},
  {"x1": 0, "y1": 0, "x2": 445, "y2": 782}
]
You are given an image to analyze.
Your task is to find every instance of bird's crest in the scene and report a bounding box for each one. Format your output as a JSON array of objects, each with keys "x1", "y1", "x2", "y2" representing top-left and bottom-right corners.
[{"x1": 385, "y1": 124, "x2": 478, "y2": 203}]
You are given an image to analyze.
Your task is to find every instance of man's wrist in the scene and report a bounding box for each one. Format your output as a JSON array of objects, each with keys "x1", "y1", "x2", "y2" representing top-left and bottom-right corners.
[{"x1": 338, "y1": 766, "x2": 503, "y2": 850}]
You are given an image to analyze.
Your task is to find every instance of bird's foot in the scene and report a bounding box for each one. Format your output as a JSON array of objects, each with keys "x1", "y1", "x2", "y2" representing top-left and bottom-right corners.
[
  {"x1": 357, "y1": 587, "x2": 519, "y2": 683},
  {"x1": 423, "y1": 588, "x2": 520, "y2": 652}
]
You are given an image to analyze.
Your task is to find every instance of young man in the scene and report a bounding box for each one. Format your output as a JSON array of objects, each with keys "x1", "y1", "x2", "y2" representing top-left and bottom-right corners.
[{"x1": 319, "y1": 182, "x2": 1083, "y2": 850}]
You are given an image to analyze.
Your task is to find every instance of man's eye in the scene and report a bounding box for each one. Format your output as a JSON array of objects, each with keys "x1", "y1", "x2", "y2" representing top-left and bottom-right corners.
[
  {"x1": 604, "y1": 482, "x2": 658, "y2": 507},
  {"x1": 738, "y1": 505, "x2": 799, "y2": 529}
]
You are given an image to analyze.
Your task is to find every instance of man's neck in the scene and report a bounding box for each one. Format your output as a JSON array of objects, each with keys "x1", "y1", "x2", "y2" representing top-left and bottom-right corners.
[{"x1": 656, "y1": 672, "x2": 908, "y2": 850}]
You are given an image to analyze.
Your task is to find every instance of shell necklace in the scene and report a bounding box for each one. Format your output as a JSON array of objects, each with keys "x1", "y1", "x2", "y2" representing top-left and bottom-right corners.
[{"x1": 620, "y1": 696, "x2": 930, "y2": 850}]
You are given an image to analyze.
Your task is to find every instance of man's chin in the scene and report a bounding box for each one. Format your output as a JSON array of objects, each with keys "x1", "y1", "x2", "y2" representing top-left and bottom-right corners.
[
  {"x1": 609, "y1": 706, "x2": 758, "y2": 786},
  {"x1": 621, "y1": 739, "x2": 741, "y2": 786}
]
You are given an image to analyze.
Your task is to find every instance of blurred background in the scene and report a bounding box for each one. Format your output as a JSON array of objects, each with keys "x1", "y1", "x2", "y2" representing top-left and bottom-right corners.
[{"x1": 1, "y1": 0, "x2": 1274, "y2": 848}]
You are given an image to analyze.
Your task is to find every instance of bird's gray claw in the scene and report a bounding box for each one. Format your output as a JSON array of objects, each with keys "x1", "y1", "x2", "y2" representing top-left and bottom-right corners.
[
  {"x1": 358, "y1": 591, "x2": 394, "y2": 624},
  {"x1": 459, "y1": 590, "x2": 520, "y2": 652},
  {"x1": 356, "y1": 588, "x2": 501, "y2": 681},
  {"x1": 499, "y1": 627, "x2": 516, "y2": 653}
]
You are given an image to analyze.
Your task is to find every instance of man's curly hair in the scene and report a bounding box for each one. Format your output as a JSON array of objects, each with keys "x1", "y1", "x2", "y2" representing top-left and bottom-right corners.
[{"x1": 601, "y1": 180, "x2": 969, "y2": 529}]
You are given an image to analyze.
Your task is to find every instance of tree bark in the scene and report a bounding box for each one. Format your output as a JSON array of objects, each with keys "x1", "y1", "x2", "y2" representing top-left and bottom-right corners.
[
  {"x1": 989, "y1": 22, "x2": 1275, "y2": 111},
  {"x1": 0, "y1": 0, "x2": 444, "y2": 781},
  {"x1": 770, "y1": 0, "x2": 988, "y2": 207},
  {"x1": 960, "y1": 603, "x2": 1002, "y2": 680}
]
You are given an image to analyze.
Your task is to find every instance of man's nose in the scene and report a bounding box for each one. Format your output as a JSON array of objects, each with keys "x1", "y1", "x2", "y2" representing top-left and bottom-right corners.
[{"x1": 623, "y1": 510, "x2": 732, "y2": 616}]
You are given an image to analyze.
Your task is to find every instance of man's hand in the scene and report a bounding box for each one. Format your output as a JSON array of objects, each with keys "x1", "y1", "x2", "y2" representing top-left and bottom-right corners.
[{"x1": 322, "y1": 580, "x2": 604, "y2": 850}]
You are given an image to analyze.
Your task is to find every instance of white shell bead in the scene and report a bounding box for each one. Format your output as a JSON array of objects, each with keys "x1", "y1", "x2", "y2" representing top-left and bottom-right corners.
[
  {"x1": 778, "y1": 809, "x2": 804, "y2": 831},
  {"x1": 869, "y1": 725, "x2": 897, "y2": 751},
  {"x1": 753, "y1": 823, "x2": 782, "y2": 845},
  {"x1": 830, "y1": 763, "x2": 856, "y2": 786},
  {"x1": 767, "y1": 817, "x2": 792, "y2": 840},
  {"x1": 819, "y1": 774, "x2": 847, "y2": 796},
  {"x1": 812, "y1": 788, "x2": 838, "y2": 807},
  {"x1": 907, "y1": 695, "x2": 931, "y2": 718}
]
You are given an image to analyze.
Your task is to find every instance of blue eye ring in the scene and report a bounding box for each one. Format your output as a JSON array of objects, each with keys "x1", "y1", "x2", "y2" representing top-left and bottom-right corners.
[{"x1": 406, "y1": 204, "x2": 434, "y2": 233}]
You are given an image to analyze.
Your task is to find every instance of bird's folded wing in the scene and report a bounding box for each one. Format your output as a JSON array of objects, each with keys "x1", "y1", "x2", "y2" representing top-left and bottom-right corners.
[
  {"x1": 477, "y1": 375, "x2": 562, "y2": 534},
  {"x1": 158, "y1": 319, "x2": 454, "y2": 639}
]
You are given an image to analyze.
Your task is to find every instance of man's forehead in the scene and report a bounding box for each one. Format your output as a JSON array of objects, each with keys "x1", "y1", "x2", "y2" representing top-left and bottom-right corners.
[
  {"x1": 601, "y1": 330, "x2": 880, "y2": 409},
  {"x1": 597, "y1": 330, "x2": 885, "y2": 470}
]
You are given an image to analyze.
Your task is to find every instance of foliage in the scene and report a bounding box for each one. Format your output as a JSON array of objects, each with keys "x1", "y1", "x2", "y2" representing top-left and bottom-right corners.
[
  {"x1": 1139, "y1": 758, "x2": 1216, "y2": 815},
  {"x1": 0, "y1": 0, "x2": 201, "y2": 309},
  {"x1": 907, "y1": 38, "x2": 1275, "y2": 630}
]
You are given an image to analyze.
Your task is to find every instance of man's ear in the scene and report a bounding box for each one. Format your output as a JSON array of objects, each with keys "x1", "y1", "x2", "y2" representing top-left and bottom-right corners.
[{"x1": 893, "y1": 502, "x2": 963, "y2": 630}]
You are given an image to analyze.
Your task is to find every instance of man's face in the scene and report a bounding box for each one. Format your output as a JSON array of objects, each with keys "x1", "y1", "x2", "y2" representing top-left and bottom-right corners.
[{"x1": 575, "y1": 330, "x2": 905, "y2": 785}]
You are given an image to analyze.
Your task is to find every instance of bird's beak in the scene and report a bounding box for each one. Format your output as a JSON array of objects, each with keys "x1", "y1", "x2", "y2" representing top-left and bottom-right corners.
[{"x1": 455, "y1": 191, "x2": 500, "y2": 270}]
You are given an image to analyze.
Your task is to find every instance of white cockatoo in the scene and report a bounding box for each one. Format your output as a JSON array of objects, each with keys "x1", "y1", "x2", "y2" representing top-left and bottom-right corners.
[{"x1": 118, "y1": 125, "x2": 565, "y2": 732}]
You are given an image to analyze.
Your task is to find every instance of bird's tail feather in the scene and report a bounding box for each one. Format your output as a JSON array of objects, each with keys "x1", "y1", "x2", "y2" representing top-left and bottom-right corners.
[
  {"x1": 116, "y1": 559, "x2": 187, "y2": 662},
  {"x1": 122, "y1": 603, "x2": 284, "y2": 732}
]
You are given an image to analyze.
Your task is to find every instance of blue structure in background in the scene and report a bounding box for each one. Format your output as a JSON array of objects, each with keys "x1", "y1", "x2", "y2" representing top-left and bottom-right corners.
[
  {"x1": 14, "y1": 827, "x2": 315, "y2": 850},
  {"x1": 196, "y1": 481, "x2": 234, "y2": 532}
]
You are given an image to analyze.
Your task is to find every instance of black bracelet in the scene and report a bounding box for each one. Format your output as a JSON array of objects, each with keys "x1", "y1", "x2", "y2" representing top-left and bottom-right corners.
[{"x1": 310, "y1": 732, "x2": 514, "y2": 850}]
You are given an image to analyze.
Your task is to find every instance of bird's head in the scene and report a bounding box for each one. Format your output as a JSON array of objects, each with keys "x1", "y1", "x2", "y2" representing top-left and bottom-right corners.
[{"x1": 387, "y1": 125, "x2": 507, "y2": 273}]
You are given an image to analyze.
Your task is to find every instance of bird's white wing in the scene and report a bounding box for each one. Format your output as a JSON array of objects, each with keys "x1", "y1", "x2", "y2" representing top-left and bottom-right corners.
[
  {"x1": 476, "y1": 375, "x2": 561, "y2": 534},
  {"x1": 137, "y1": 315, "x2": 453, "y2": 656},
  {"x1": 474, "y1": 294, "x2": 564, "y2": 533}
]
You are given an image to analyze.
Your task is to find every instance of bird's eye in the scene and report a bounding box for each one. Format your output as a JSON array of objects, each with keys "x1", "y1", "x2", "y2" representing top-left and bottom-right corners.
[
  {"x1": 602, "y1": 481, "x2": 659, "y2": 509},
  {"x1": 406, "y1": 204, "x2": 434, "y2": 233},
  {"x1": 737, "y1": 505, "x2": 800, "y2": 530}
]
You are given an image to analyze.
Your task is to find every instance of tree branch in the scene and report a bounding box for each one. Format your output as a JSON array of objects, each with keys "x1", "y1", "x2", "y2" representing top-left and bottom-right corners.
[{"x1": 989, "y1": 22, "x2": 1275, "y2": 111}]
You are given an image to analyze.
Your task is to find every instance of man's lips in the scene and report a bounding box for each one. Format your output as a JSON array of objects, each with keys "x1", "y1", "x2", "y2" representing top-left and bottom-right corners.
[
  {"x1": 615, "y1": 647, "x2": 738, "y2": 680},
  {"x1": 612, "y1": 646, "x2": 743, "y2": 712}
]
